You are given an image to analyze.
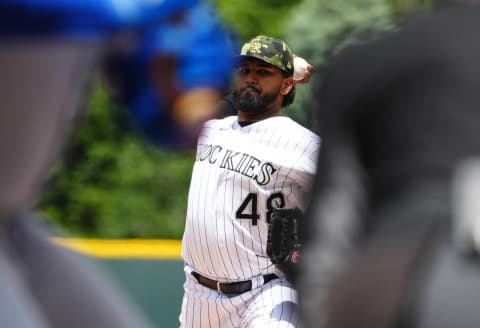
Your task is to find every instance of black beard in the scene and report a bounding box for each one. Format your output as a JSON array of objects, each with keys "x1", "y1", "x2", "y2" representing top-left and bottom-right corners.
[{"x1": 231, "y1": 86, "x2": 278, "y2": 113}]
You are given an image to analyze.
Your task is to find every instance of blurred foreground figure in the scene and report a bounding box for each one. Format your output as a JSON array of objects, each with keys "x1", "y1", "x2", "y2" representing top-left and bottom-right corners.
[
  {"x1": 0, "y1": 1, "x2": 234, "y2": 327},
  {"x1": 300, "y1": 1, "x2": 480, "y2": 328}
]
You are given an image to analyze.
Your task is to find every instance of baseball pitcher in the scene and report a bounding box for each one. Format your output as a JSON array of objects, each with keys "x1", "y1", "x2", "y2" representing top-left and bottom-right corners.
[{"x1": 180, "y1": 35, "x2": 320, "y2": 327}]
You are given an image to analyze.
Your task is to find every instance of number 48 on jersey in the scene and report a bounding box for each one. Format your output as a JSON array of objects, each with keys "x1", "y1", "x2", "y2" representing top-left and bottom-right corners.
[{"x1": 235, "y1": 192, "x2": 285, "y2": 225}]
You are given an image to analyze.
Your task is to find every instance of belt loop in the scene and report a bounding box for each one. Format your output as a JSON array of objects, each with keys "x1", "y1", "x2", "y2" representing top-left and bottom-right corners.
[
  {"x1": 216, "y1": 281, "x2": 222, "y2": 294},
  {"x1": 251, "y1": 275, "x2": 263, "y2": 290},
  {"x1": 184, "y1": 265, "x2": 193, "y2": 276}
]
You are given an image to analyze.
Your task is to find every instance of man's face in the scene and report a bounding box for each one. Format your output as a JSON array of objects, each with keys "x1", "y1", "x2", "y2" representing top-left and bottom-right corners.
[{"x1": 231, "y1": 58, "x2": 287, "y2": 114}]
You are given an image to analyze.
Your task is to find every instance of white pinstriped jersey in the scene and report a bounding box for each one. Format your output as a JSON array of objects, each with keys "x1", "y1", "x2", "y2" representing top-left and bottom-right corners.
[{"x1": 181, "y1": 115, "x2": 320, "y2": 281}]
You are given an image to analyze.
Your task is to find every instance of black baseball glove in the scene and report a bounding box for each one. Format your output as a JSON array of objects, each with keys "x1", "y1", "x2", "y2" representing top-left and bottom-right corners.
[{"x1": 266, "y1": 207, "x2": 303, "y2": 283}]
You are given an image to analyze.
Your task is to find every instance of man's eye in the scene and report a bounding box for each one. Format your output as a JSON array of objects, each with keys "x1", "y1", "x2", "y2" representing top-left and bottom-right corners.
[{"x1": 238, "y1": 68, "x2": 249, "y2": 75}]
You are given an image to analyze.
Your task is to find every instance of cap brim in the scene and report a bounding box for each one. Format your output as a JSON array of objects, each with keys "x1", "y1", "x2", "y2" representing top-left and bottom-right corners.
[
  {"x1": 232, "y1": 55, "x2": 259, "y2": 67},
  {"x1": 232, "y1": 54, "x2": 285, "y2": 71}
]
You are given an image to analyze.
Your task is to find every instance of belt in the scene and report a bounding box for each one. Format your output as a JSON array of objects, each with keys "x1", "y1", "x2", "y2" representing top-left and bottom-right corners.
[{"x1": 191, "y1": 271, "x2": 278, "y2": 295}]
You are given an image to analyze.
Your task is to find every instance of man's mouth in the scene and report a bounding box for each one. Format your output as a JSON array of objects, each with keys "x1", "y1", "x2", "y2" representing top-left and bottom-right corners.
[{"x1": 241, "y1": 86, "x2": 260, "y2": 96}]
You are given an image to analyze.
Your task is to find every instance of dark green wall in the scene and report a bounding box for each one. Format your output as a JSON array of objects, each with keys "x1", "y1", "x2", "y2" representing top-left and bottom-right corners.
[{"x1": 100, "y1": 259, "x2": 185, "y2": 327}]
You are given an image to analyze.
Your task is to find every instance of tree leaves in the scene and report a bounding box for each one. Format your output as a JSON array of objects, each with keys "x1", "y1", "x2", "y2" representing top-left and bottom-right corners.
[{"x1": 39, "y1": 83, "x2": 195, "y2": 239}]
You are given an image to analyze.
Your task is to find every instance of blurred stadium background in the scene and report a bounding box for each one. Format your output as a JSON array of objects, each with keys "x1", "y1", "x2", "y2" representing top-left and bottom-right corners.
[
  {"x1": 53, "y1": 238, "x2": 184, "y2": 327},
  {"x1": 41, "y1": 0, "x2": 436, "y2": 326}
]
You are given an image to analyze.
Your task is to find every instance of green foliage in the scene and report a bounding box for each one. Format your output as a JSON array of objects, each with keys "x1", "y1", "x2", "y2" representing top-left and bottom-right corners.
[
  {"x1": 390, "y1": 0, "x2": 439, "y2": 16},
  {"x1": 210, "y1": 0, "x2": 303, "y2": 41},
  {"x1": 39, "y1": 84, "x2": 195, "y2": 239},
  {"x1": 283, "y1": 0, "x2": 437, "y2": 130},
  {"x1": 286, "y1": 0, "x2": 394, "y2": 65},
  {"x1": 283, "y1": 0, "x2": 396, "y2": 130}
]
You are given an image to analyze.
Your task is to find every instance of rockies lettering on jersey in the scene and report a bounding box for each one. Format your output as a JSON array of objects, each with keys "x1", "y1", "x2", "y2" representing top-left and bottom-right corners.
[{"x1": 196, "y1": 144, "x2": 277, "y2": 185}]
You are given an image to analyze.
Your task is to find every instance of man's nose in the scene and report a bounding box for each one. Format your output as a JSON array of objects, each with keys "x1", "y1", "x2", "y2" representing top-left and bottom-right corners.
[{"x1": 244, "y1": 71, "x2": 258, "y2": 84}]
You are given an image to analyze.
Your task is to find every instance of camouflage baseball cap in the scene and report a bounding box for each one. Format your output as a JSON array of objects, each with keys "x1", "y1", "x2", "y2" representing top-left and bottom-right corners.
[{"x1": 237, "y1": 35, "x2": 294, "y2": 75}]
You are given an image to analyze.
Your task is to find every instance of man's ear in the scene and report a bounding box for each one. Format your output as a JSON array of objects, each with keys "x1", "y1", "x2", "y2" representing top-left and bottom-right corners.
[{"x1": 281, "y1": 77, "x2": 295, "y2": 95}]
